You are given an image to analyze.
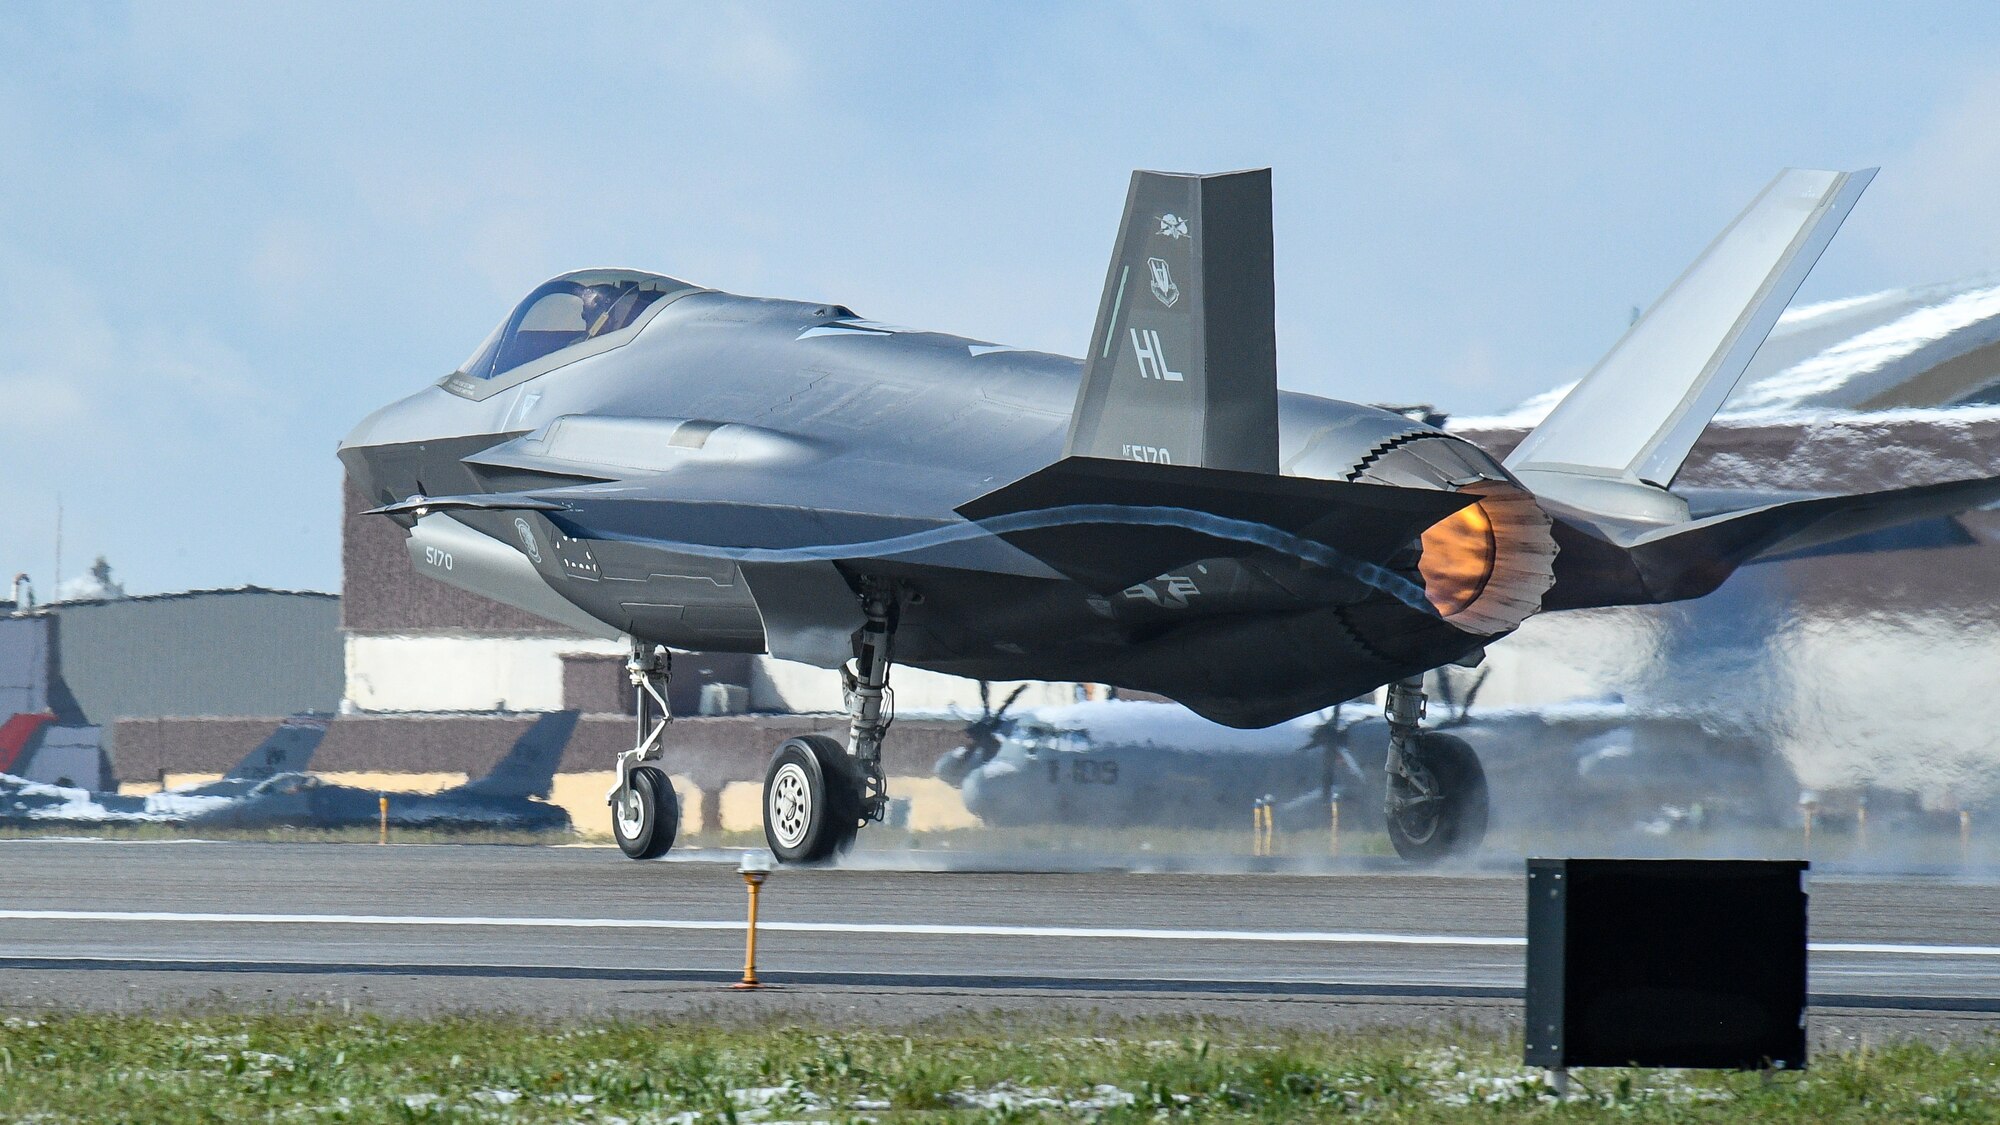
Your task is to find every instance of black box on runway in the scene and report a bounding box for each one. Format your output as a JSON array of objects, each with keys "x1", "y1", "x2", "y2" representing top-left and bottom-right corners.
[{"x1": 1524, "y1": 858, "x2": 1807, "y2": 1071}]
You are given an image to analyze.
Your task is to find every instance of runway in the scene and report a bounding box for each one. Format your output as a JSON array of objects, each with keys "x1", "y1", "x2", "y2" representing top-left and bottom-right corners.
[{"x1": 1, "y1": 839, "x2": 1996, "y2": 1032}]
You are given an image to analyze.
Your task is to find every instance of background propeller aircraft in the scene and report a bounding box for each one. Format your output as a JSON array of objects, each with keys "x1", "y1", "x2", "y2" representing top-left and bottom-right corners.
[
  {"x1": 343, "y1": 164, "x2": 2000, "y2": 864},
  {"x1": 934, "y1": 672, "x2": 1800, "y2": 841}
]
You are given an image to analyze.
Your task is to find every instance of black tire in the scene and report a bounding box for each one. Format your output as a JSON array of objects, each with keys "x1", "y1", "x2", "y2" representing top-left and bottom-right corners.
[
  {"x1": 763, "y1": 735, "x2": 864, "y2": 864},
  {"x1": 612, "y1": 766, "x2": 679, "y2": 860},
  {"x1": 1386, "y1": 732, "x2": 1488, "y2": 863}
]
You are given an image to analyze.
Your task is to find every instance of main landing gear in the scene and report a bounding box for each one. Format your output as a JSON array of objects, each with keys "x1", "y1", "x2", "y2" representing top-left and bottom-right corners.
[
  {"x1": 610, "y1": 642, "x2": 680, "y2": 859},
  {"x1": 762, "y1": 581, "x2": 897, "y2": 864},
  {"x1": 1382, "y1": 675, "x2": 1488, "y2": 862}
]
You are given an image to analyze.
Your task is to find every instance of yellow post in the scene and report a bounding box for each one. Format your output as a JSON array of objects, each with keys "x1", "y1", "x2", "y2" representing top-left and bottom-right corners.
[
  {"x1": 1962, "y1": 810, "x2": 1973, "y2": 869},
  {"x1": 378, "y1": 795, "x2": 388, "y2": 845},
  {"x1": 1251, "y1": 800, "x2": 1264, "y2": 857},
  {"x1": 732, "y1": 852, "x2": 773, "y2": 990},
  {"x1": 1329, "y1": 799, "x2": 1340, "y2": 860}
]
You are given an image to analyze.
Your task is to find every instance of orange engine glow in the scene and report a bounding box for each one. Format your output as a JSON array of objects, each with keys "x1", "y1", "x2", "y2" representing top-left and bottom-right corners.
[{"x1": 1418, "y1": 501, "x2": 1496, "y2": 616}]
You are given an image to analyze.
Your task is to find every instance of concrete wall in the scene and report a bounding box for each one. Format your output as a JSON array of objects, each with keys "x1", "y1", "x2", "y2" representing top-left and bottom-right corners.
[
  {"x1": 343, "y1": 634, "x2": 627, "y2": 712},
  {"x1": 748, "y1": 658, "x2": 1085, "y2": 715}
]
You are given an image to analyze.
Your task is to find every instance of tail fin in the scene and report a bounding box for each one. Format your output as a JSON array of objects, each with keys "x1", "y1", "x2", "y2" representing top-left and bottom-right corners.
[
  {"x1": 1066, "y1": 168, "x2": 1279, "y2": 473},
  {"x1": 1507, "y1": 167, "x2": 1875, "y2": 512},
  {"x1": 448, "y1": 710, "x2": 580, "y2": 800},
  {"x1": 222, "y1": 713, "x2": 330, "y2": 780}
]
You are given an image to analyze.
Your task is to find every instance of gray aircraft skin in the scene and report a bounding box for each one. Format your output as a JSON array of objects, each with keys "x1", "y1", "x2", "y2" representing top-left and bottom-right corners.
[{"x1": 339, "y1": 165, "x2": 2000, "y2": 863}]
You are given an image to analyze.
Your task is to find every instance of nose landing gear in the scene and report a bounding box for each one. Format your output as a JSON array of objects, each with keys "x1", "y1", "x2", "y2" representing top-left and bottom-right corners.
[{"x1": 609, "y1": 642, "x2": 680, "y2": 859}]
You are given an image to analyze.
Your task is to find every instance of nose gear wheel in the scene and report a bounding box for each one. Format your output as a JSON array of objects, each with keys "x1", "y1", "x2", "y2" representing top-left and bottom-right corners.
[
  {"x1": 608, "y1": 643, "x2": 678, "y2": 860},
  {"x1": 611, "y1": 765, "x2": 678, "y2": 859}
]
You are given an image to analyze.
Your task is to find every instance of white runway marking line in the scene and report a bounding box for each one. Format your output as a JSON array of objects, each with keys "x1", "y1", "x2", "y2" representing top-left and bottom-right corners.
[
  {"x1": 0, "y1": 910, "x2": 1515, "y2": 948},
  {"x1": 0, "y1": 910, "x2": 1996, "y2": 958}
]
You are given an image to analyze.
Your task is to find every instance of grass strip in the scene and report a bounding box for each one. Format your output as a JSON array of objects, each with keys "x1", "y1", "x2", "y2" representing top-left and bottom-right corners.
[{"x1": 0, "y1": 1010, "x2": 1995, "y2": 1122}]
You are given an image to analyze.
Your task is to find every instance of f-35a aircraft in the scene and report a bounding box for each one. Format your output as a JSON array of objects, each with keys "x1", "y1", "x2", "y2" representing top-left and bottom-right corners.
[{"x1": 343, "y1": 165, "x2": 2000, "y2": 864}]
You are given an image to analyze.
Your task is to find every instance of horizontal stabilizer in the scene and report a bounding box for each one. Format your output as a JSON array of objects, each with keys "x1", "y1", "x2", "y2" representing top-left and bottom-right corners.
[
  {"x1": 957, "y1": 456, "x2": 1472, "y2": 593},
  {"x1": 1067, "y1": 168, "x2": 1279, "y2": 473},
  {"x1": 1547, "y1": 474, "x2": 2000, "y2": 608}
]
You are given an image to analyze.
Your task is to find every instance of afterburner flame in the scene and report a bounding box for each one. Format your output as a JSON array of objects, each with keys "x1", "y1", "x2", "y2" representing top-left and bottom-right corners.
[{"x1": 1419, "y1": 502, "x2": 1496, "y2": 617}]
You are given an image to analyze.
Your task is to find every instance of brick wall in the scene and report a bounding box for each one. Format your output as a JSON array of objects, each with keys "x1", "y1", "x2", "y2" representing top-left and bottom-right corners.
[{"x1": 113, "y1": 713, "x2": 969, "y2": 791}]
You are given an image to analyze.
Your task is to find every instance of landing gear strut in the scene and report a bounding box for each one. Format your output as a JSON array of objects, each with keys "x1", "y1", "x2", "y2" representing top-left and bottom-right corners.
[
  {"x1": 610, "y1": 642, "x2": 680, "y2": 859},
  {"x1": 1383, "y1": 675, "x2": 1488, "y2": 862},
  {"x1": 762, "y1": 581, "x2": 897, "y2": 864}
]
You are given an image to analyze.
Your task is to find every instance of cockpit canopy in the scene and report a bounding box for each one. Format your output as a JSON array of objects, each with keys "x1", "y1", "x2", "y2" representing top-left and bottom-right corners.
[{"x1": 458, "y1": 269, "x2": 697, "y2": 382}]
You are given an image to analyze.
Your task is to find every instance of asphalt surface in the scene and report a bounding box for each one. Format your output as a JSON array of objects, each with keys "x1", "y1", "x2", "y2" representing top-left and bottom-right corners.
[{"x1": 1, "y1": 840, "x2": 1996, "y2": 1036}]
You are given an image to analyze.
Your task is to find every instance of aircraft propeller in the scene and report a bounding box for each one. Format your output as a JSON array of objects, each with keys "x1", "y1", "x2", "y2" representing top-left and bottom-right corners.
[{"x1": 934, "y1": 681, "x2": 1030, "y2": 788}]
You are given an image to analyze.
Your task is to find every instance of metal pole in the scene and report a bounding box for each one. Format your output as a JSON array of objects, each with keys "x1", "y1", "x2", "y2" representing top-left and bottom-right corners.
[
  {"x1": 1963, "y1": 810, "x2": 1973, "y2": 869},
  {"x1": 1329, "y1": 799, "x2": 1340, "y2": 860},
  {"x1": 732, "y1": 852, "x2": 772, "y2": 990}
]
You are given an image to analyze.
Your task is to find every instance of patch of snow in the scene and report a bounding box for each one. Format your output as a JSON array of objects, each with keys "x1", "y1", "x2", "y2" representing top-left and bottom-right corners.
[
  {"x1": 1450, "y1": 380, "x2": 1576, "y2": 431},
  {"x1": 950, "y1": 1082, "x2": 1136, "y2": 1112}
]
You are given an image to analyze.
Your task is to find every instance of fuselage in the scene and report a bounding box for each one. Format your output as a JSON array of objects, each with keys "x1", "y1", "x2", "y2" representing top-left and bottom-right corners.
[{"x1": 342, "y1": 271, "x2": 1550, "y2": 726}]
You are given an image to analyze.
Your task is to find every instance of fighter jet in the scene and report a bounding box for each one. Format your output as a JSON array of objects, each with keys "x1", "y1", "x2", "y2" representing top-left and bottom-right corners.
[
  {"x1": 0, "y1": 711, "x2": 576, "y2": 833},
  {"x1": 187, "y1": 710, "x2": 579, "y2": 833},
  {"x1": 342, "y1": 165, "x2": 2000, "y2": 864},
  {"x1": 0, "y1": 713, "x2": 329, "y2": 827}
]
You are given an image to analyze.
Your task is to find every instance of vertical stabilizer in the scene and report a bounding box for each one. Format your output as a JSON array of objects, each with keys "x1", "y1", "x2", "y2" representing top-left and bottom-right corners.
[
  {"x1": 449, "y1": 710, "x2": 579, "y2": 800},
  {"x1": 222, "y1": 714, "x2": 330, "y2": 781},
  {"x1": 1507, "y1": 168, "x2": 1875, "y2": 496},
  {"x1": 1065, "y1": 169, "x2": 1279, "y2": 473}
]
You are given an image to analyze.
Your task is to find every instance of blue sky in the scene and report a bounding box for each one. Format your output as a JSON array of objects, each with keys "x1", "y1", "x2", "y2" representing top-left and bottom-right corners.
[{"x1": 8, "y1": 2, "x2": 2000, "y2": 596}]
